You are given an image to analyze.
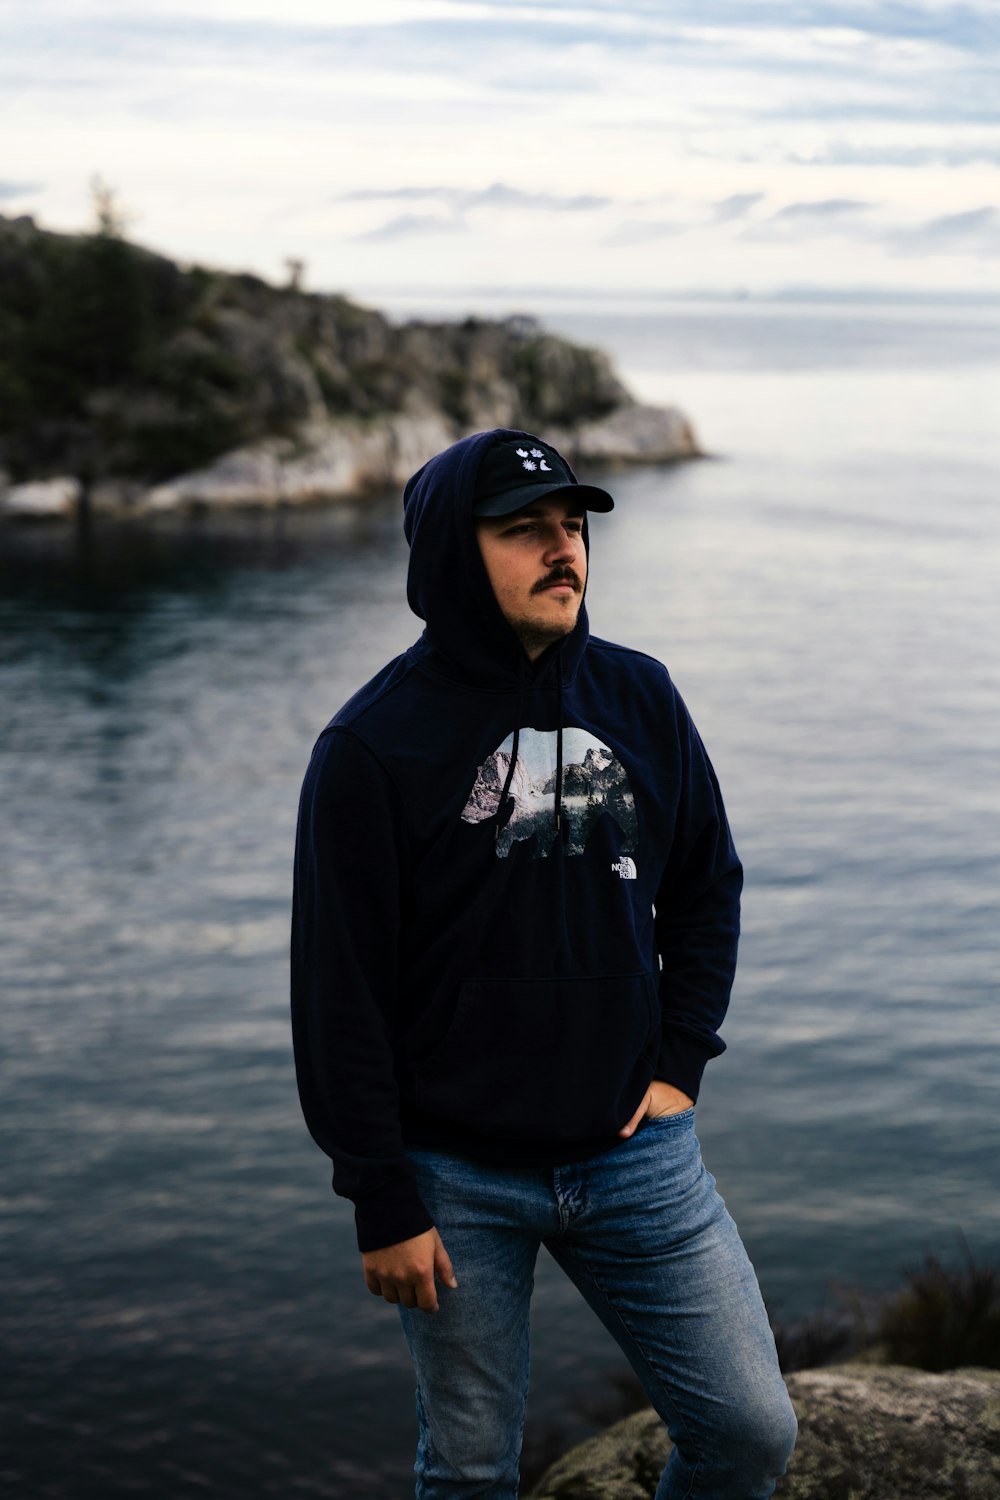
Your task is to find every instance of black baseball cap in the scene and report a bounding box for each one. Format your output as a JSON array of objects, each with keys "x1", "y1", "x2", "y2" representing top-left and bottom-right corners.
[{"x1": 472, "y1": 438, "x2": 614, "y2": 517}]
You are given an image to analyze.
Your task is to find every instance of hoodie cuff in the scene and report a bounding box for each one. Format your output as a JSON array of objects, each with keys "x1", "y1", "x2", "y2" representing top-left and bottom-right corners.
[
  {"x1": 354, "y1": 1177, "x2": 435, "y2": 1254},
  {"x1": 655, "y1": 1029, "x2": 720, "y2": 1104}
]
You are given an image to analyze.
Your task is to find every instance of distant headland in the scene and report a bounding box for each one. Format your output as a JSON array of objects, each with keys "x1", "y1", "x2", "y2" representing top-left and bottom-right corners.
[{"x1": 0, "y1": 213, "x2": 700, "y2": 520}]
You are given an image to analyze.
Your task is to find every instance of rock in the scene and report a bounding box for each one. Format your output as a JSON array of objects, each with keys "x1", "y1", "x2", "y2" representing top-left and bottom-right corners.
[
  {"x1": 142, "y1": 442, "x2": 290, "y2": 512},
  {"x1": 2, "y1": 476, "x2": 82, "y2": 518},
  {"x1": 550, "y1": 404, "x2": 702, "y2": 466},
  {"x1": 529, "y1": 1408, "x2": 670, "y2": 1500},
  {"x1": 140, "y1": 412, "x2": 456, "y2": 511},
  {"x1": 134, "y1": 403, "x2": 697, "y2": 514},
  {"x1": 88, "y1": 478, "x2": 148, "y2": 516},
  {"x1": 526, "y1": 1364, "x2": 1000, "y2": 1499}
]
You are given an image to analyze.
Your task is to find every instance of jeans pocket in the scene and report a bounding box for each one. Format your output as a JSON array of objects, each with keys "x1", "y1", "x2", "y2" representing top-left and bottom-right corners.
[{"x1": 642, "y1": 1105, "x2": 695, "y2": 1129}]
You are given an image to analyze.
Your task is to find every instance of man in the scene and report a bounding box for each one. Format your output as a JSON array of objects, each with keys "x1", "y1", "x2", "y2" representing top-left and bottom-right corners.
[{"x1": 291, "y1": 429, "x2": 797, "y2": 1499}]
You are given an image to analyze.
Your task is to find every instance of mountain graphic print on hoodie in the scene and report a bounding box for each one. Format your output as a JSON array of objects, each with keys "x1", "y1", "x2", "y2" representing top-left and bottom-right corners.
[{"x1": 290, "y1": 428, "x2": 743, "y2": 1254}]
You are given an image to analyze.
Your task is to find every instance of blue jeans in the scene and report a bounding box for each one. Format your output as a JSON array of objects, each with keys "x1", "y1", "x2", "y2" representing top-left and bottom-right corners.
[{"x1": 399, "y1": 1110, "x2": 796, "y2": 1499}]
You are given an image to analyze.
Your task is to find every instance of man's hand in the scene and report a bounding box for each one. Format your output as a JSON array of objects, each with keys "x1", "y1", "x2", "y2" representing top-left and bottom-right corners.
[
  {"x1": 362, "y1": 1228, "x2": 458, "y2": 1314},
  {"x1": 618, "y1": 1080, "x2": 694, "y2": 1138}
]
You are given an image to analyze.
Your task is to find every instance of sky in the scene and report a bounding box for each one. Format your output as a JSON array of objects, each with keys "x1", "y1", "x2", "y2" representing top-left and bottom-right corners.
[{"x1": 2, "y1": 0, "x2": 999, "y2": 304}]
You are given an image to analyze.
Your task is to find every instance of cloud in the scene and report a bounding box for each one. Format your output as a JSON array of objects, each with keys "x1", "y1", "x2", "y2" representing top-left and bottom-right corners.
[
  {"x1": 887, "y1": 205, "x2": 1000, "y2": 257},
  {"x1": 341, "y1": 182, "x2": 612, "y2": 212},
  {"x1": 350, "y1": 212, "x2": 468, "y2": 243},
  {"x1": 605, "y1": 195, "x2": 880, "y2": 249},
  {"x1": 711, "y1": 192, "x2": 764, "y2": 222},
  {"x1": 739, "y1": 198, "x2": 879, "y2": 244},
  {"x1": 471, "y1": 183, "x2": 611, "y2": 211},
  {"x1": 786, "y1": 141, "x2": 1000, "y2": 168},
  {"x1": 771, "y1": 198, "x2": 876, "y2": 220},
  {"x1": 344, "y1": 187, "x2": 452, "y2": 203},
  {"x1": 0, "y1": 179, "x2": 42, "y2": 199},
  {"x1": 739, "y1": 197, "x2": 1000, "y2": 259},
  {"x1": 760, "y1": 99, "x2": 1000, "y2": 128},
  {"x1": 345, "y1": 182, "x2": 613, "y2": 244},
  {"x1": 601, "y1": 218, "x2": 688, "y2": 246},
  {"x1": 6, "y1": 3, "x2": 1000, "y2": 295}
]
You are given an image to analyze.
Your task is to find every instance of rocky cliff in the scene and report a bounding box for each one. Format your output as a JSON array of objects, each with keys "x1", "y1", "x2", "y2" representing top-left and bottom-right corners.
[
  {"x1": 527, "y1": 1364, "x2": 1000, "y2": 1499},
  {"x1": 0, "y1": 213, "x2": 700, "y2": 518}
]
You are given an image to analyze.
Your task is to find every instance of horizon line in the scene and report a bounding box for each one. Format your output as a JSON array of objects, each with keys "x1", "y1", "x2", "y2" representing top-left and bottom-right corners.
[{"x1": 348, "y1": 284, "x2": 1000, "y2": 309}]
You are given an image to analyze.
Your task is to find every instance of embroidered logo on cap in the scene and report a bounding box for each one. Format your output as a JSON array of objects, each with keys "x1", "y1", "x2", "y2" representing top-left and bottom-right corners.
[{"x1": 515, "y1": 447, "x2": 551, "y2": 473}]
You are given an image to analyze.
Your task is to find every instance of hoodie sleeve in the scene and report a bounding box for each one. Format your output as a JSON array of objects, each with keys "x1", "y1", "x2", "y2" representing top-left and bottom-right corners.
[
  {"x1": 652, "y1": 684, "x2": 743, "y2": 1102},
  {"x1": 290, "y1": 727, "x2": 434, "y2": 1253}
]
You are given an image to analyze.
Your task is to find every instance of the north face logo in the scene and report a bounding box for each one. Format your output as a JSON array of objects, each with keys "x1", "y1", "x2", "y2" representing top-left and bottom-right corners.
[{"x1": 612, "y1": 856, "x2": 637, "y2": 880}]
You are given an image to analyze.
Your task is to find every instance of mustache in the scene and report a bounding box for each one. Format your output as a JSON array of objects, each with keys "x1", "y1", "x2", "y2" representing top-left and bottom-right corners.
[{"x1": 532, "y1": 566, "x2": 583, "y2": 596}]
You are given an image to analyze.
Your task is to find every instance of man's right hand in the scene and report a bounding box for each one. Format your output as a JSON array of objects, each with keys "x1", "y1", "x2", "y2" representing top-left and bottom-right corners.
[{"x1": 362, "y1": 1228, "x2": 458, "y2": 1314}]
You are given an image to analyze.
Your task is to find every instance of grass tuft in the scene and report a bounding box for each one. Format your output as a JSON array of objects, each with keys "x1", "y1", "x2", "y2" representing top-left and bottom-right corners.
[{"x1": 878, "y1": 1236, "x2": 1000, "y2": 1372}]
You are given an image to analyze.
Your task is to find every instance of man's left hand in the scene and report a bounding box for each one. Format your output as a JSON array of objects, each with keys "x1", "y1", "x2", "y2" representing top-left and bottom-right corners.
[{"x1": 618, "y1": 1080, "x2": 694, "y2": 1138}]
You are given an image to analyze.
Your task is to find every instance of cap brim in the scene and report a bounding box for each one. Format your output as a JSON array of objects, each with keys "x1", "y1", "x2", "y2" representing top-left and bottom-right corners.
[{"x1": 472, "y1": 480, "x2": 614, "y2": 518}]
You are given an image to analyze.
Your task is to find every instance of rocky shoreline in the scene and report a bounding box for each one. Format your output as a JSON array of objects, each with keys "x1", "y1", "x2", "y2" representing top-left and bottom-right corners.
[
  {"x1": 528, "y1": 1364, "x2": 1000, "y2": 1499},
  {"x1": 0, "y1": 213, "x2": 700, "y2": 521},
  {"x1": 0, "y1": 401, "x2": 696, "y2": 521}
]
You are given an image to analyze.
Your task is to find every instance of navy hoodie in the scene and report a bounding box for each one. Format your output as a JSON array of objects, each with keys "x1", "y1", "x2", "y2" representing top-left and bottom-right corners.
[{"x1": 291, "y1": 428, "x2": 743, "y2": 1253}]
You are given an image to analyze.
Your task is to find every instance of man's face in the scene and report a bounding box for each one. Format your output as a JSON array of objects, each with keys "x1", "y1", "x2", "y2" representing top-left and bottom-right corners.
[{"x1": 475, "y1": 498, "x2": 588, "y2": 661}]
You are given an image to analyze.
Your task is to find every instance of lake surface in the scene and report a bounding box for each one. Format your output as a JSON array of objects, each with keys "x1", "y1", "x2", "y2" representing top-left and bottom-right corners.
[{"x1": 2, "y1": 301, "x2": 999, "y2": 1497}]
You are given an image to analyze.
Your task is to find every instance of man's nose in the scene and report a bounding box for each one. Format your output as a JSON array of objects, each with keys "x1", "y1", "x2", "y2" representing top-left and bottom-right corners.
[{"x1": 543, "y1": 528, "x2": 578, "y2": 564}]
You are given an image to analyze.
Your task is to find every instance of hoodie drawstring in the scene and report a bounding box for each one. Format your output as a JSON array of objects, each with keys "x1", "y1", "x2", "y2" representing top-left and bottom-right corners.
[
  {"x1": 494, "y1": 664, "x2": 525, "y2": 843},
  {"x1": 494, "y1": 723, "x2": 520, "y2": 843},
  {"x1": 554, "y1": 655, "x2": 564, "y2": 838},
  {"x1": 493, "y1": 652, "x2": 567, "y2": 849}
]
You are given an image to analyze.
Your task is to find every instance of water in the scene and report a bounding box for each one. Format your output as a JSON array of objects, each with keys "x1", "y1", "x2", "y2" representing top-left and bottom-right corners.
[{"x1": 2, "y1": 302, "x2": 999, "y2": 1497}]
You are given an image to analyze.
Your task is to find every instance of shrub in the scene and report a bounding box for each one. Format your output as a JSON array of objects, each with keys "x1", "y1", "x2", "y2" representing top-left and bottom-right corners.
[{"x1": 878, "y1": 1239, "x2": 1000, "y2": 1371}]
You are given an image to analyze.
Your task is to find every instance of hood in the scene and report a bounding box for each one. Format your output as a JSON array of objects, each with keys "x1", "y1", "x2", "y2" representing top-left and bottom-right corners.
[{"x1": 402, "y1": 427, "x2": 591, "y2": 689}]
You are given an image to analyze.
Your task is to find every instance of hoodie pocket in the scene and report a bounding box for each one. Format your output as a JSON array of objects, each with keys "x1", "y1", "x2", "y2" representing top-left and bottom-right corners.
[{"x1": 415, "y1": 972, "x2": 660, "y2": 1141}]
